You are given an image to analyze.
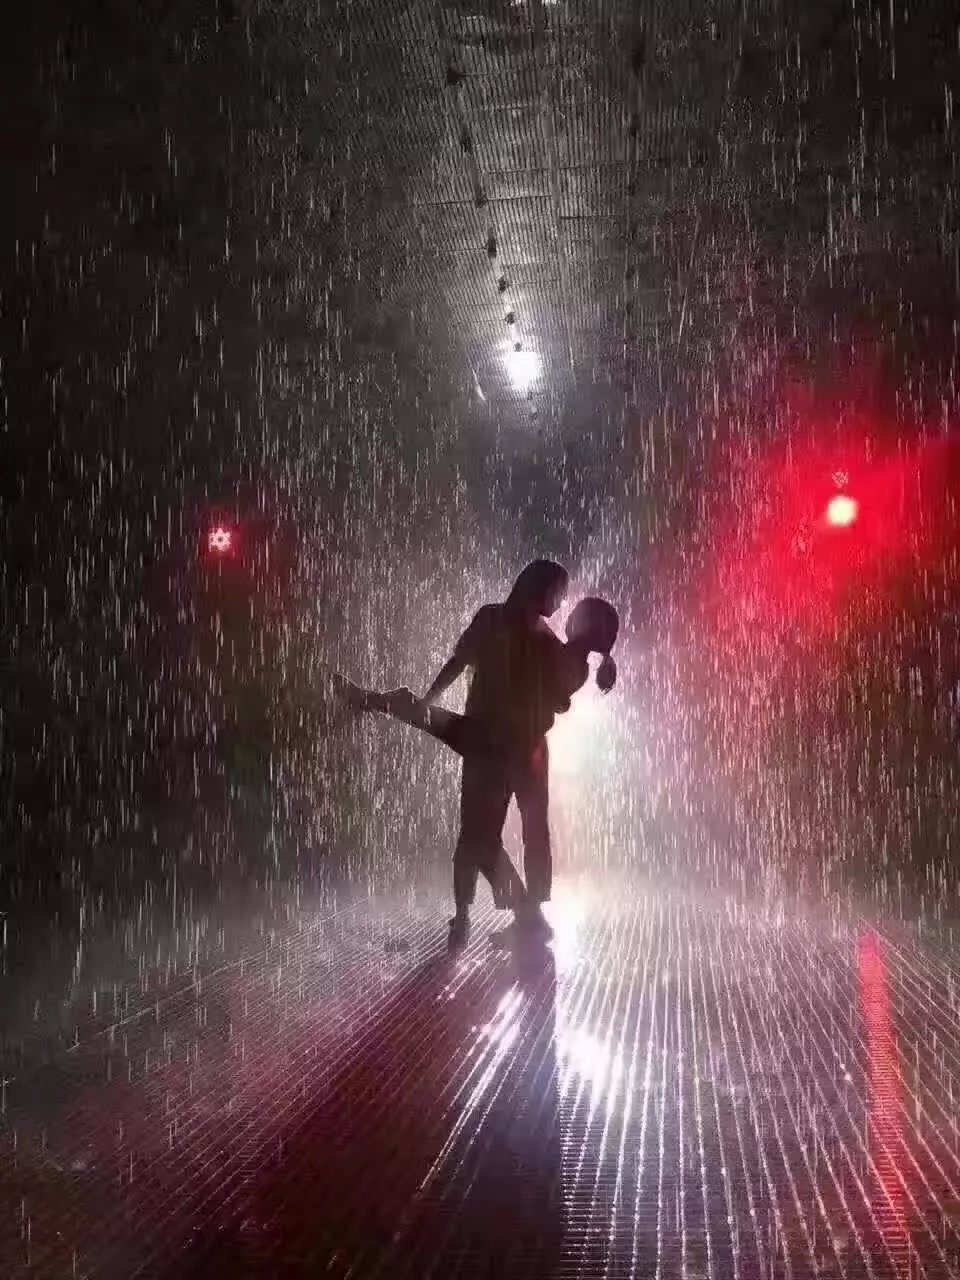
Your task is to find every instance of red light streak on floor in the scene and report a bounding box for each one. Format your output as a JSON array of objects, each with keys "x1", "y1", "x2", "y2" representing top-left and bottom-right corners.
[{"x1": 858, "y1": 931, "x2": 910, "y2": 1277}]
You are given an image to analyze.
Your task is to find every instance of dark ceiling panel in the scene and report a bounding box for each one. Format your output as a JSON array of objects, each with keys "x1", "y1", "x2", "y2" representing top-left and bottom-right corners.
[
  {"x1": 420, "y1": 201, "x2": 489, "y2": 254},
  {"x1": 501, "y1": 262, "x2": 561, "y2": 290},
  {"x1": 470, "y1": 107, "x2": 547, "y2": 171},
  {"x1": 559, "y1": 166, "x2": 628, "y2": 218},
  {"x1": 483, "y1": 168, "x2": 552, "y2": 202},
  {"x1": 553, "y1": 81, "x2": 628, "y2": 168},
  {"x1": 460, "y1": 68, "x2": 539, "y2": 113},
  {"x1": 285, "y1": 0, "x2": 959, "y2": 412},
  {"x1": 493, "y1": 196, "x2": 554, "y2": 243}
]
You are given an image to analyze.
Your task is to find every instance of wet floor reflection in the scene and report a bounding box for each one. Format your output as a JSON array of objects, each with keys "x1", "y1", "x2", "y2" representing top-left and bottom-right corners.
[
  {"x1": 858, "y1": 930, "x2": 909, "y2": 1278},
  {"x1": 385, "y1": 942, "x2": 564, "y2": 1278},
  {"x1": 7, "y1": 887, "x2": 960, "y2": 1278},
  {"x1": 177, "y1": 938, "x2": 564, "y2": 1278}
]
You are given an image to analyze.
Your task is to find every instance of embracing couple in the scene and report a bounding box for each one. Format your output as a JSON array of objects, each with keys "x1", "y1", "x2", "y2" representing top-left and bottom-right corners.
[{"x1": 347, "y1": 560, "x2": 619, "y2": 948}]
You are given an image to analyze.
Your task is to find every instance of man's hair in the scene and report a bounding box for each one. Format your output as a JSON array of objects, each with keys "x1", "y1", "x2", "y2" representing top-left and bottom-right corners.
[{"x1": 505, "y1": 559, "x2": 569, "y2": 616}]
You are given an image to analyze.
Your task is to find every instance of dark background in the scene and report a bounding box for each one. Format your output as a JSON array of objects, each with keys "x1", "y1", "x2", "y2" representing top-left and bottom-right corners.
[{"x1": 2, "y1": 0, "x2": 959, "y2": 973}]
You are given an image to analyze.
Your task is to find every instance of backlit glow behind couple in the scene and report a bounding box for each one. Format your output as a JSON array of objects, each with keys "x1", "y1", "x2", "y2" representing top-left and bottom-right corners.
[{"x1": 343, "y1": 560, "x2": 620, "y2": 948}]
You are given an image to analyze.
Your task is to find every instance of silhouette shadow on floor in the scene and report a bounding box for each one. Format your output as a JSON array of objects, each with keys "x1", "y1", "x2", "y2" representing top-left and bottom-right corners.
[{"x1": 174, "y1": 935, "x2": 564, "y2": 1278}]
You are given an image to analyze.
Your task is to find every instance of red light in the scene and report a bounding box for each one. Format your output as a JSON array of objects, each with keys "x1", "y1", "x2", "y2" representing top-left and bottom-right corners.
[
  {"x1": 826, "y1": 494, "x2": 859, "y2": 528},
  {"x1": 208, "y1": 524, "x2": 233, "y2": 554}
]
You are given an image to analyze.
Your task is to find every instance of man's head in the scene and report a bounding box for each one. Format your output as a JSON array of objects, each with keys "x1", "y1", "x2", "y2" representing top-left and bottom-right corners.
[{"x1": 506, "y1": 560, "x2": 569, "y2": 618}]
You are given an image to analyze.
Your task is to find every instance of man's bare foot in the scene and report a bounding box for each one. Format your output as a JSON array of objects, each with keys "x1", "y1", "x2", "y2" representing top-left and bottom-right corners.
[
  {"x1": 448, "y1": 912, "x2": 470, "y2": 950},
  {"x1": 515, "y1": 905, "x2": 554, "y2": 940}
]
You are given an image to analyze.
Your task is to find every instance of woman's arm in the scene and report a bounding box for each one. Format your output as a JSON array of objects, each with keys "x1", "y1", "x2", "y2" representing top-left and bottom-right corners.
[{"x1": 551, "y1": 643, "x2": 590, "y2": 713}]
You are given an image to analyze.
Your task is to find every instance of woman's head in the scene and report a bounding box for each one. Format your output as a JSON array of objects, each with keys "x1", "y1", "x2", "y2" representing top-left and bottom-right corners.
[
  {"x1": 506, "y1": 559, "x2": 569, "y2": 618},
  {"x1": 565, "y1": 597, "x2": 619, "y2": 692},
  {"x1": 564, "y1": 597, "x2": 619, "y2": 654}
]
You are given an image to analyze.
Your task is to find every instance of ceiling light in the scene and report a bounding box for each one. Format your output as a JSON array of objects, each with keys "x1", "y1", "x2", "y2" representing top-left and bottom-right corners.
[
  {"x1": 208, "y1": 524, "x2": 234, "y2": 554},
  {"x1": 505, "y1": 347, "x2": 541, "y2": 391},
  {"x1": 825, "y1": 494, "x2": 859, "y2": 528}
]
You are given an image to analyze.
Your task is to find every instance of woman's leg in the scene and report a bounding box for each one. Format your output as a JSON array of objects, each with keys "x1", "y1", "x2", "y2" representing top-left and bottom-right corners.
[{"x1": 344, "y1": 682, "x2": 491, "y2": 758}]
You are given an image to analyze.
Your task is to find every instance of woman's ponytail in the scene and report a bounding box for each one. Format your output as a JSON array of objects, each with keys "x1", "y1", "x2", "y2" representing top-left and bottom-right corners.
[
  {"x1": 596, "y1": 653, "x2": 617, "y2": 693},
  {"x1": 566, "y1": 597, "x2": 619, "y2": 693}
]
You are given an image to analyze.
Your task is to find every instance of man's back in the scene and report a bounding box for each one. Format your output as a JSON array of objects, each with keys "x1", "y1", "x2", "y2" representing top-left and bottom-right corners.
[{"x1": 461, "y1": 604, "x2": 567, "y2": 745}]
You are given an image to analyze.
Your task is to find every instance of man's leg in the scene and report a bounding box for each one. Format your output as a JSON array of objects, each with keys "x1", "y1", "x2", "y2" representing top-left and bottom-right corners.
[
  {"x1": 488, "y1": 843, "x2": 528, "y2": 910},
  {"x1": 515, "y1": 739, "x2": 553, "y2": 933},
  {"x1": 451, "y1": 757, "x2": 513, "y2": 943}
]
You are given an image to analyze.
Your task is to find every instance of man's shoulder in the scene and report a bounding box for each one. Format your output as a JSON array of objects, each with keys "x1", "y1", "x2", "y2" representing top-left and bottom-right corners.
[
  {"x1": 533, "y1": 620, "x2": 564, "y2": 649},
  {"x1": 462, "y1": 603, "x2": 502, "y2": 646},
  {"x1": 471, "y1": 603, "x2": 503, "y2": 629}
]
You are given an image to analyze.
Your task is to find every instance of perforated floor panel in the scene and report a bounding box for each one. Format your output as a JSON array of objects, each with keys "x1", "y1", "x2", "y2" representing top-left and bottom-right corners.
[{"x1": 3, "y1": 882, "x2": 960, "y2": 1278}]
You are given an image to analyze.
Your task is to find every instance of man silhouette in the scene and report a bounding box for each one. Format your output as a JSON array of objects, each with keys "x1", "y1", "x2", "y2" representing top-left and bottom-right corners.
[{"x1": 421, "y1": 560, "x2": 569, "y2": 946}]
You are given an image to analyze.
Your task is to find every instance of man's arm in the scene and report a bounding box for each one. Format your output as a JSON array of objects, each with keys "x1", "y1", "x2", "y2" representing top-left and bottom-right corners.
[
  {"x1": 423, "y1": 655, "x2": 468, "y2": 706},
  {"x1": 423, "y1": 610, "x2": 485, "y2": 705}
]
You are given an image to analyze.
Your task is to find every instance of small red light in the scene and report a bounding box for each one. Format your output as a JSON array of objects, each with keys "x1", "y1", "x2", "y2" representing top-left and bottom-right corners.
[
  {"x1": 208, "y1": 524, "x2": 233, "y2": 554},
  {"x1": 826, "y1": 494, "x2": 859, "y2": 528}
]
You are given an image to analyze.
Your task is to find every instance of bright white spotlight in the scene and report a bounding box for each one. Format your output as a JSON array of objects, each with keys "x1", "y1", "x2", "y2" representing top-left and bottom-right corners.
[
  {"x1": 548, "y1": 682, "x2": 612, "y2": 779},
  {"x1": 825, "y1": 493, "x2": 859, "y2": 528},
  {"x1": 505, "y1": 347, "x2": 541, "y2": 391}
]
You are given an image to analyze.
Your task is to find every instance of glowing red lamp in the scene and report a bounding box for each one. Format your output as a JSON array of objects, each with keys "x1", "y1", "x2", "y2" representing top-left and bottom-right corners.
[
  {"x1": 825, "y1": 494, "x2": 859, "y2": 528},
  {"x1": 208, "y1": 524, "x2": 234, "y2": 554}
]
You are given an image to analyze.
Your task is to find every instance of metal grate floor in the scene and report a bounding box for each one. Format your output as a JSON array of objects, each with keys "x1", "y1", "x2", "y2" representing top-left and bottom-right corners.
[{"x1": 3, "y1": 880, "x2": 960, "y2": 1278}]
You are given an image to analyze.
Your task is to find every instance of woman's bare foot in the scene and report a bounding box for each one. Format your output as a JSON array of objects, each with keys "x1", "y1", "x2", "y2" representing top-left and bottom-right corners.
[
  {"x1": 381, "y1": 686, "x2": 420, "y2": 716},
  {"x1": 329, "y1": 675, "x2": 369, "y2": 710},
  {"x1": 341, "y1": 685, "x2": 408, "y2": 715},
  {"x1": 341, "y1": 683, "x2": 382, "y2": 712}
]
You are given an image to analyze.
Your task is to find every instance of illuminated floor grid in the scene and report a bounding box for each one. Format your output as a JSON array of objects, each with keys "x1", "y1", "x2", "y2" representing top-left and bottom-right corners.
[{"x1": 3, "y1": 883, "x2": 960, "y2": 1277}]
